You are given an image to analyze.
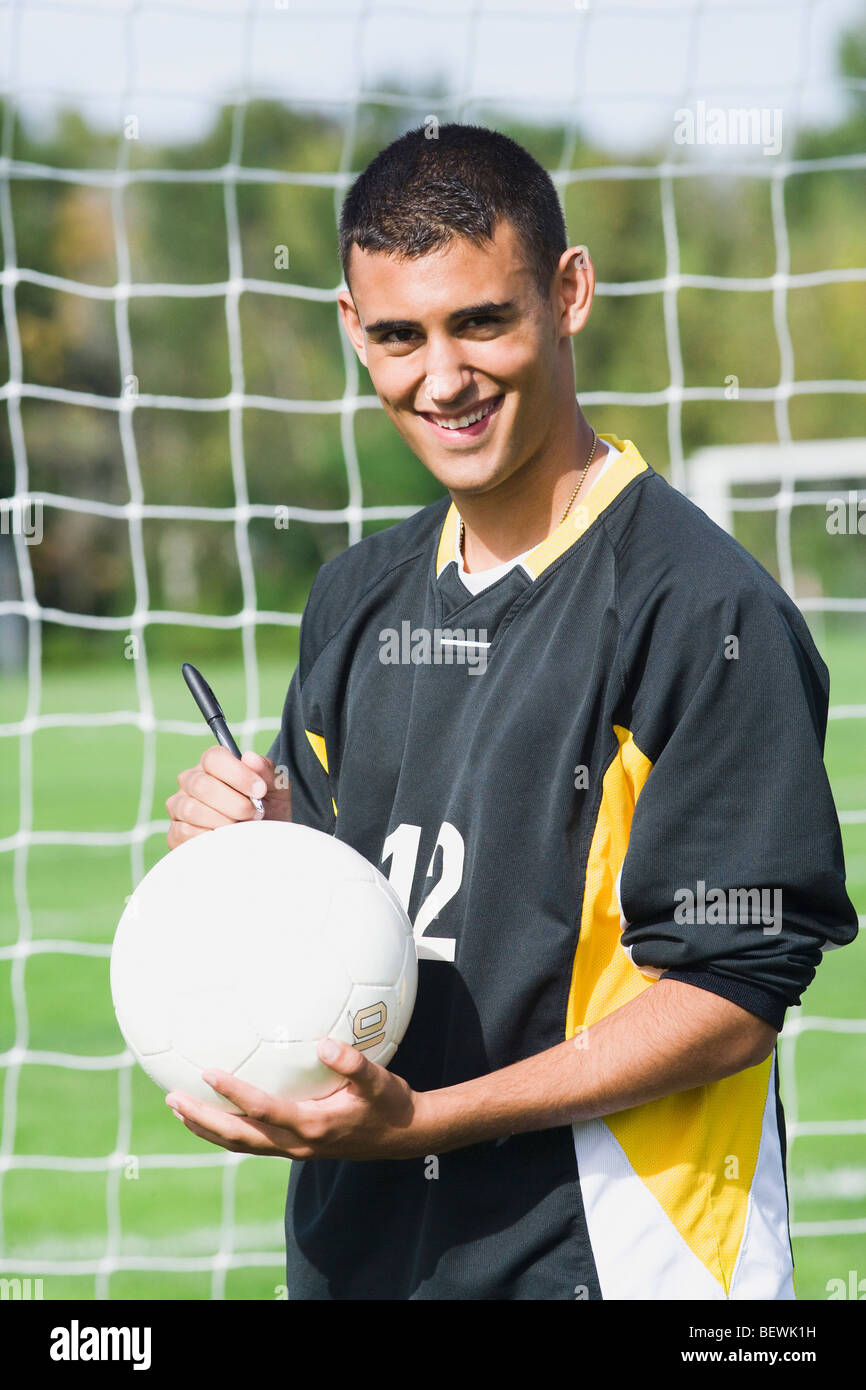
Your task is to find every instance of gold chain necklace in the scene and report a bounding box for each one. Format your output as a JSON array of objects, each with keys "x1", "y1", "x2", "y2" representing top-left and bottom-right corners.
[{"x1": 458, "y1": 429, "x2": 599, "y2": 561}]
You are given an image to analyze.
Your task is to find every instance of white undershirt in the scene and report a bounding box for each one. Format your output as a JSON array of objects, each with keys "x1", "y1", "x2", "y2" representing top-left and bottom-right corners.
[{"x1": 454, "y1": 438, "x2": 620, "y2": 596}]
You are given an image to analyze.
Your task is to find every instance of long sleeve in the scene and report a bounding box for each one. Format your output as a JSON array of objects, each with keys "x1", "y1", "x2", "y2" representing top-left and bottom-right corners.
[
  {"x1": 267, "y1": 665, "x2": 335, "y2": 835},
  {"x1": 267, "y1": 565, "x2": 338, "y2": 836},
  {"x1": 615, "y1": 581, "x2": 858, "y2": 1030}
]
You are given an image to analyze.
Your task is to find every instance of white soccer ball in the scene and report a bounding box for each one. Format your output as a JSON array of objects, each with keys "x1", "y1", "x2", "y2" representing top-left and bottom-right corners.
[{"x1": 110, "y1": 820, "x2": 417, "y2": 1113}]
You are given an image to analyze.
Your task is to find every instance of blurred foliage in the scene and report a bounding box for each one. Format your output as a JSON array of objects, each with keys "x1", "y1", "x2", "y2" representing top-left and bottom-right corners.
[{"x1": 0, "y1": 15, "x2": 864, "y2": 664}]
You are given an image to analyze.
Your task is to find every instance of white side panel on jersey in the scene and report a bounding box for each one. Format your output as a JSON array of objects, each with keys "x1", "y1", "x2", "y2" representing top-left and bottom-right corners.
[
  {"x1": 573, "y1": 1118, "x2": 727, "y2": 1299},
  {"x1": 729, "y1": 1054, "x2": 795, "y2": 1299},
  {"x1": 572, "y1": 1055, "x2": 794, "y2": 1300}
]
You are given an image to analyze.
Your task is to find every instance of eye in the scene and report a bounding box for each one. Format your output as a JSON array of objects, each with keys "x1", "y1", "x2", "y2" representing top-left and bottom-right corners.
[
  {"x1": 460, "y1": 314, "x2": 505, "y2": 335},
  {"x1": 381, "y1": 328, "x2": 419, "y2": 345}
]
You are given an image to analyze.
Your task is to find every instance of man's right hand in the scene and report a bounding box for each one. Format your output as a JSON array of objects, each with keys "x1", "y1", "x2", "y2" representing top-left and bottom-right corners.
[{"x1": 166, "y1": 748, "x2": 292, "y2": 850}]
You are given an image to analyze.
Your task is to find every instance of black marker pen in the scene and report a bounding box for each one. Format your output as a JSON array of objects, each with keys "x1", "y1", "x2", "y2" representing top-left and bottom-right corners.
[{"x1": 182, "y1": 662, "x2": 265, "y2": 816}]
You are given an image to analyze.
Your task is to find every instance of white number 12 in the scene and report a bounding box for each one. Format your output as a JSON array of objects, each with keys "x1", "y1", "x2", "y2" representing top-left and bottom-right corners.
[{"x1": 381, "y1": 822, "x2": 463, "y2": 962}]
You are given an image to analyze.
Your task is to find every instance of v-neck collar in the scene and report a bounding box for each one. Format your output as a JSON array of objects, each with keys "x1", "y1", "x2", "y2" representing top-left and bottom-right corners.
[{"x1": 435, "y1": 436, "x2": 649, "y2": 582}]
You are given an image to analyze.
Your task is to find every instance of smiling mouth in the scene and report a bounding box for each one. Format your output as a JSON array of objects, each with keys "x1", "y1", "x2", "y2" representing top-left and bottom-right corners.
[{"x1": 419, "y1": 394, "x2": 504, "y2": 439}]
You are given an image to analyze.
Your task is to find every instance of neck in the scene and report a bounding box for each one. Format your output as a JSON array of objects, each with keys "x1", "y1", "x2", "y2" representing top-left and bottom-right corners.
[{"x1": 457, "y1": 408, "x2": 603, "y2": 574}]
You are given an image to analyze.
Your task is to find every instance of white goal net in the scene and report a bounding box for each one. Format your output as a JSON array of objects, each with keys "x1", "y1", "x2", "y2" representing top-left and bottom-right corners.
[{"x1": 1, "y1": 0, "x2": 864, "y2": 1298}]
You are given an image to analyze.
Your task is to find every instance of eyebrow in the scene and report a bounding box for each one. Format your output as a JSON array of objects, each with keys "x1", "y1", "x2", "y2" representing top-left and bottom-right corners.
[{"x1": 364, "y1": 299, "x2": 517, "y2": 336}]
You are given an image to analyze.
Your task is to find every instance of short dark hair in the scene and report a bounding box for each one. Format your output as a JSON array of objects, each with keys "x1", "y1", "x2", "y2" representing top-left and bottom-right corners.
[{"x1": 339, "y1": 122, "x2": 568, "y2": 298}]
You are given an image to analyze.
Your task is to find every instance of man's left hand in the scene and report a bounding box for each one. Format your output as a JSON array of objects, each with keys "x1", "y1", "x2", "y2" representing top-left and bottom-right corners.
[{"x1": 165, "y1": 1038, "x2": 430, "y2": 1161}]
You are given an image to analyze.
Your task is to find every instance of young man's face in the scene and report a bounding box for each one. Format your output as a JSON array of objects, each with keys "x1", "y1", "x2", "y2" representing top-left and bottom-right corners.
[{"x1": 338, "y1": 219, "x2": 591, "y2": 500}]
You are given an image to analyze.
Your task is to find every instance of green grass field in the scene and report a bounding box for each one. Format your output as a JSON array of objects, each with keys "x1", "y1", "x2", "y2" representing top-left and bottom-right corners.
[{"x1": 1, "y1": 623, "x2": 864, "y2": 1301}]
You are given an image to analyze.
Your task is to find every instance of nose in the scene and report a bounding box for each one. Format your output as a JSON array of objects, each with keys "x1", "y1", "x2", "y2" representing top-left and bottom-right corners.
[{"x1": 421, "y1": 342, "x2": 473, "y2": 407}]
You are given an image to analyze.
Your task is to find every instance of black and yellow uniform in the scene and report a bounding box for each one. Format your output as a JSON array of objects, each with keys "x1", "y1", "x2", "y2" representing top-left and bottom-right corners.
[{"x1": 268, "y1": 436, "x2": 857, "y2": 1300}]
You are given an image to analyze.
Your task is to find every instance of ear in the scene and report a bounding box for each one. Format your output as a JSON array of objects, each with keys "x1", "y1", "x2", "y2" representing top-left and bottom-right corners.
[
  {"x1": 337, "y1": 288, "x2": 368, "y2": 367},
  {"x1": 555, "y1": 244, "x2": 595, "y2": 339}
]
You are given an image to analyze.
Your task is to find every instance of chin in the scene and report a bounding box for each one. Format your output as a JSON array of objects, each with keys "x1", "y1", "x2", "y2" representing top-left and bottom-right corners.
[
  {"x1": 424, "y1": 458, "x2": 508, "y2": 497},
  {"x1": 407, "y1": 435, "x2": 515, "y2": 492}
]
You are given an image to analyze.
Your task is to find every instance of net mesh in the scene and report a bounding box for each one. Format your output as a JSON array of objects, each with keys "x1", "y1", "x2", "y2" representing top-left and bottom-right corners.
[{"x1": 0, "y1": 0, "x2": 864, "y2": 1297}]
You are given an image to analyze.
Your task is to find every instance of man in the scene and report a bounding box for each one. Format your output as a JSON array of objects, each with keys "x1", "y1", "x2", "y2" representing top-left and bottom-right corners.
[{"x1": 165, "y1": 124, "x2": 858, "y2": 1300}]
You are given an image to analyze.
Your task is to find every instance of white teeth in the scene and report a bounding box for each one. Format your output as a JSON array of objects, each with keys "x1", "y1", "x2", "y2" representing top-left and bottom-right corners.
[{"x1": 435, "y1": 399, "x2": 497, "y2": 430}]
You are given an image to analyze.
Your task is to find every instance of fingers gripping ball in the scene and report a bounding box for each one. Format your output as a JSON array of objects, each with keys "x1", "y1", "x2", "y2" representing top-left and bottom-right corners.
[{"x1": 111, "y1": 821, "x2": 418, "y2": 1113}]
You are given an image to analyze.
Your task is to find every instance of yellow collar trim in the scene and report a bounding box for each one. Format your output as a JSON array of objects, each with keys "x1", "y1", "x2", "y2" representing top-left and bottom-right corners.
[
  {"x1": 435, "y1": 436, "x2": 649, "y2": 581},
  {"x1": 435, "y1": 499, "x2": 461, "y2": 577}
]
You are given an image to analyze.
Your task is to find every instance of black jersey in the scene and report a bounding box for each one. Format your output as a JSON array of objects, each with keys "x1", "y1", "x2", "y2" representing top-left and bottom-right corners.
[{"x1": 268, "y1": 436, "x2": 857, "y2": 1300}]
